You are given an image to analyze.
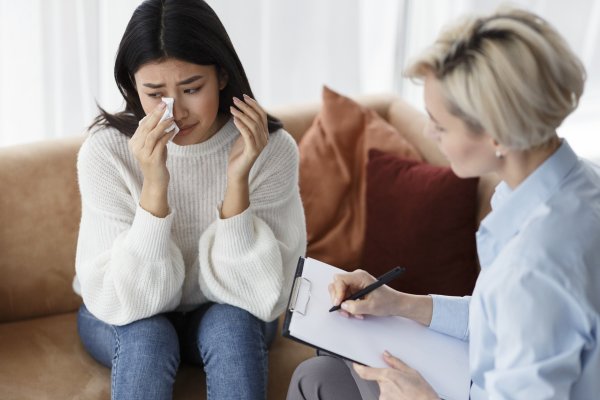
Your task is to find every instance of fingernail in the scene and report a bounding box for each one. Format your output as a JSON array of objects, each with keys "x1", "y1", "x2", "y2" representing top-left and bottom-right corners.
[
  {"x1": 233, "y1": 97, "x2": 240, "y2": 103},
  {"x1": 383, "y1": 350, "x2": 391, "y2": 357},
  {"x1": 334, "y1": 298, "x2": 341, "y2": 305},
  {"x1": 243, "y1": 94, "x2": 250, "y2": 99},
  {"x1": 159, "y1": 102, "x2": 166, "y2": 109},
  {"x1": 341, "y1": 303, "x2": 349, "y2": 310}
]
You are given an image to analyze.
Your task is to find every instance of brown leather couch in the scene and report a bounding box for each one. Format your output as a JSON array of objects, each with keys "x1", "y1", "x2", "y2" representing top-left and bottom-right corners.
[{"x1": 0, "y1": 95, "x2": 498, "y2": 399}]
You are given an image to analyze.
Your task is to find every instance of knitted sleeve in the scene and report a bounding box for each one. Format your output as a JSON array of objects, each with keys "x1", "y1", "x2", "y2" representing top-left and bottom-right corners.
[
  {"x1": 75, "y1": 133, "x2": 185, "y2": 325},
  {"x1": 198, "y1": 131, "x2": 307, "y2": 322}
]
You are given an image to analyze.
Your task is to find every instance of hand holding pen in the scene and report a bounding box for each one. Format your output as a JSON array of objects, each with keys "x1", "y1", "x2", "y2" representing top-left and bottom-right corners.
[{"x1": 328, "y1": 267, "x2": 406, "y2": 319}]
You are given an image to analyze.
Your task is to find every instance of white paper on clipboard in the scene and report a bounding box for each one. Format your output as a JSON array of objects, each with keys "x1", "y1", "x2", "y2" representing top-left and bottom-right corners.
[{"x1": 283, "y1": 257, "x2": 470, "y2": 400}]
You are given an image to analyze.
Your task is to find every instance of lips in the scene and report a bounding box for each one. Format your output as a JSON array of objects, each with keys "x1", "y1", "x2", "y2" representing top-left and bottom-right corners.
[{"x1": 177, "y1": 122, "x2": 198, "y2": 136}]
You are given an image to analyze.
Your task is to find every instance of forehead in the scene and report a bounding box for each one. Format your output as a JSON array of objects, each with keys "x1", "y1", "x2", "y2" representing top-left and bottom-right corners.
[
  {"x1": 423, "y1": 73, "x2": 446, "y2": 111},
  {"x1": 134, "y1": 59, "x2": 215, "y2": 81}
]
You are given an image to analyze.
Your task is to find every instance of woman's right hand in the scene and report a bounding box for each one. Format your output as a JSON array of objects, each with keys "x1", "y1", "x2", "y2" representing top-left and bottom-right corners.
[
  {"x1": 128, "y1": 102, "x2": 176, "y2": 217},
  {"x1": 328, "y1": 269, "x2": 401, "y2": 318},
  {"x1": 328, "y1": 269, "x2": 434, "y2": 326},
  {"x1": 129, "y1": 102, "x2": 175, "y2": 186}
]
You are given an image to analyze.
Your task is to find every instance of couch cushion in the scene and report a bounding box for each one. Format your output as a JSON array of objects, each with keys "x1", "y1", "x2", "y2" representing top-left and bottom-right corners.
[
  {"x1": 299, "y1": 87, "x2": 422, "y2": 270},
  {"x1": 0, "y1": 312, "x2": 314, "y2": 399},
  {"x1": 361, "y1": 150, "x2": 479, "y2": 295}
]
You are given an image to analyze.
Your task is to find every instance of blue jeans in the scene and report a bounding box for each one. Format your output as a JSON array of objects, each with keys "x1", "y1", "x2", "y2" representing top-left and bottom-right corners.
[{"x1": 77, "y1": 303, "x2": 278, "y2": 400}]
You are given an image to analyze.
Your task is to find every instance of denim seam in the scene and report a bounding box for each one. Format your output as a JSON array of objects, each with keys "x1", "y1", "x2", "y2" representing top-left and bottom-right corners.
[
  {"x1": 111, "y1": 325, "x2": 120, "y2": 400},
  {"x1": 196, "y1": 329, "x2": 210, "y2": 399}
]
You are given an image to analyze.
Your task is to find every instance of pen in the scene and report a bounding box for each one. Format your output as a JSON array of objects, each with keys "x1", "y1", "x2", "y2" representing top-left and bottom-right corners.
[{"x1": 328, "y1": 266, "x2": 406, "y2": 312}]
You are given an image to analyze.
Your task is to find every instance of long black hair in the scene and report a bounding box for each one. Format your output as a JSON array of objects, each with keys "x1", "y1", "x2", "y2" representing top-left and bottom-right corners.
[{"x1": 91, "y1": 0, "x2": 283, "y2": 136}]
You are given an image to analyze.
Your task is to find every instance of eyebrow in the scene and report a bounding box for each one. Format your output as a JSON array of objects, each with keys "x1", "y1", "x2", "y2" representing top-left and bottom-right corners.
[{"x1": 142, "y1": 75, "x2": 204, "y2": 89}]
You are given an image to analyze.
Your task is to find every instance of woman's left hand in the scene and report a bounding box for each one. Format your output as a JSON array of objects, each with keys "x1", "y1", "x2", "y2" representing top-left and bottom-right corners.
[
  {"x1": 228, "y1": 94, "x2": 269, "y2": 182},
  {"x1": 353, "y1": 351, "x2": 439, "y2": 400}
]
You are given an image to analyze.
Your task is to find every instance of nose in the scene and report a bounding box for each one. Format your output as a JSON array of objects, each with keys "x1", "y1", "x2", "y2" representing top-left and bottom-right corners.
[{"x1": 171, "y1": 97, "x2": 187, "y2": 122}]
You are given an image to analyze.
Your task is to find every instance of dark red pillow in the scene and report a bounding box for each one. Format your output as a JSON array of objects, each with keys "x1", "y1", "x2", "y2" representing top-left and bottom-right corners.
[{"x1": 362, "y1": 149, "x2": 479, "y2": 296}]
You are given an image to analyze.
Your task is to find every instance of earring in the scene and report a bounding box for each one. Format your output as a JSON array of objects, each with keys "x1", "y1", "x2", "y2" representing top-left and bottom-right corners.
[{"x1": 495, "y1": 150, "x2": 504, "y2": 159}]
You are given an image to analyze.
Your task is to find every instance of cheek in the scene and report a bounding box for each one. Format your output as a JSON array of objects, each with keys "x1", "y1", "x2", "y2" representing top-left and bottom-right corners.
[
  {"x1": 140, "y1": 97, "x2": 159, "y2": 115},
  {"x1": 424, "y1": 121, "x2": 441, "y2": 141},
  {"x1": 194, "y1": 87, "x2": 222, "y2": 114},
  {"x1": 446, "y1": 139, "x2": 496, "y2": 177}
]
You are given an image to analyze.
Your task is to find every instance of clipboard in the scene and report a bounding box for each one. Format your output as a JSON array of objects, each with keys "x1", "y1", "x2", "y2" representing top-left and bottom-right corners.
[{"x1": 282, "y1": 257, "x2": 470, "y2": 400}]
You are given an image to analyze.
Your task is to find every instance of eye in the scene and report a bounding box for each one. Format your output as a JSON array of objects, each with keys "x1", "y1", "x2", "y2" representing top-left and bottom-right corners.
[
  {"x1": 434, "y1": 124, "x2": 446, "y2": 133},
  {"x1": 146, "y1": 92, "x2": 162, "y2": 98},
  {"x1": 184, "y1": 86, "x2": 202, "y2": 94}
]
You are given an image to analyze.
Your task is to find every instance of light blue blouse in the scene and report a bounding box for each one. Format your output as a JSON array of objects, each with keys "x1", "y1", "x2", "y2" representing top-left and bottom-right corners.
[{"x1": 429, "y1": 140, "x2": 600, "y2": 399}]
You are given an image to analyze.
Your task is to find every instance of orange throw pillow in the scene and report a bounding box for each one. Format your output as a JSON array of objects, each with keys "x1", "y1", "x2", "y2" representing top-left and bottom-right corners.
[{"x1": 299, "y1": 86, "x2": 422, "y2": 269}]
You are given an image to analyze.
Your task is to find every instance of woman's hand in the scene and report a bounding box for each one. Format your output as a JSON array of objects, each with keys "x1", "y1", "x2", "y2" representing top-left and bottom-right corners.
[
  {"x1": 129, "y1": 101, "x2": 177, "y2": 217},
  {"x1": 328, "y1": 269, "x2": 434, "y2": 325},
  {"x1": 228, "y1": 94, "x2": 269, "y2": 182},
  {"x1": 328, "y1": 269, "x2": 402, "y2": 318},
  {"x1": 353, "y1": 352, "x2": 439, "y2": 400},
  {"x1": 220, "y1": 95, "x2": 269, "y2": 219}
]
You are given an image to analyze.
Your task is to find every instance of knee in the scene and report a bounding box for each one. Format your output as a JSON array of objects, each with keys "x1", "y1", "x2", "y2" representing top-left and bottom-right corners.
[
  {"x1": 291, "y1": 357, "x2": 338, "y2": 387},
  {"x1": 198, "y1": 304, "x2": 266, "y2": 356},
  {"x1": 116, "y1": 315, "x2": 180, "y2": 365},
  {"x1": 288, "y1": 356, "x2": 350, "y2": 398},
  {"x1": 200, "y1": 304, "x2": 263, "y2": 340}
]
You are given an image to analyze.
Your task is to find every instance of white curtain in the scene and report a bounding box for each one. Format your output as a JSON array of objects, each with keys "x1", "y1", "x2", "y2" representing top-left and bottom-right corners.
[
  {"x1": 0, "y1": 0, "x2": 139, "y2": 146},
  {"x1": 0, "y1": 0, "x2": 598, "y2": 160}
]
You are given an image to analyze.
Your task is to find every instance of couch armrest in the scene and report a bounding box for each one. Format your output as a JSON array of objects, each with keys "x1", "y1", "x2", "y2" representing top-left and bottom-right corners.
[{"x1": 0, "y1": 136, "x2": 85, "y2": 322}]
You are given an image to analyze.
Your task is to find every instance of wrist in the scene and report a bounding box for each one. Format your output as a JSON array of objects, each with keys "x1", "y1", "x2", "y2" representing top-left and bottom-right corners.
[
  {"x1": 226, "y1": 172, "x2": 249, "y2": 186},
  {"x1": 140, "y1": 181, "x2": 169, "y2": 218},
  {"x1": 396, "y1": 293, "x2": 433, "y2": 326},
  {"x1": 221, "y1": 178, "x2": 250, "y2": 219}
]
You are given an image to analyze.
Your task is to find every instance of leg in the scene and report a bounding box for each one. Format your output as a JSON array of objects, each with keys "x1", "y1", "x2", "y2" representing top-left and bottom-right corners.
[
  {"x1": 287, "y1": 355, "x2": 364, "y2": 400},
  {"x1": 77, "y1": 304, "x2": 180, "y2": 400},
  {"x1": 181, "y1": 303, "x2": 271, "y2": 400}
]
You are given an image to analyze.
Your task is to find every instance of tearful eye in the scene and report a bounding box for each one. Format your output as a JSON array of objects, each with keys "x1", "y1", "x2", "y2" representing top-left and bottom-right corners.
[{"x1": 184, "y1": 86, "x2": 202, "y2": 94}]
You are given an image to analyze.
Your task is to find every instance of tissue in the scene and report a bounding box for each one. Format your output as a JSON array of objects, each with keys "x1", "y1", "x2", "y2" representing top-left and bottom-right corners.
[{"x1": 160, "y1": 97, "x2": 180, "y2": 139}]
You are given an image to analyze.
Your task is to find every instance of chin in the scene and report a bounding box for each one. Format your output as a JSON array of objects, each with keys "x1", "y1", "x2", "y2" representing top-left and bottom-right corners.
[
  {"x1": 172, "y1": 130, "x2": 198, "y2": 146},
  {"x1": 450, "y1": 165, "x2": 479, "y2": 179}
]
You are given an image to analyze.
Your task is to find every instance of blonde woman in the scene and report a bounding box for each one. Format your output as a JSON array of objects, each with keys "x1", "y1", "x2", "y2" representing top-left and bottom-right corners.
[{"x1": 287, "y1": 7, "x2": 599, "y2": 400}]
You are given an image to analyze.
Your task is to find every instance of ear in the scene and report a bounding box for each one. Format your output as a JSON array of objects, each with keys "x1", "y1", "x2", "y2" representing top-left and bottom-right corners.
[
  {"x1": 218, "y1": 68, "x2": 229, "y2": 91},
  {"x1": 491, "y1": 138, "x2": 508, "y2": 158}
]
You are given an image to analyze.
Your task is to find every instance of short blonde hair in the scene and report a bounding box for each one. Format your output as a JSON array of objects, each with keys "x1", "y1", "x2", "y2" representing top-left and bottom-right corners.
[{"x1": 405, "y1": 7, "x2": 586, "y2": 150}]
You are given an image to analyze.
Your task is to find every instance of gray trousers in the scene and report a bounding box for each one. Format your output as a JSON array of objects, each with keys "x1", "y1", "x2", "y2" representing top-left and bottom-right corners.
[{"x1": 286, "y1": 354, "x2": 380, "y2": 400}]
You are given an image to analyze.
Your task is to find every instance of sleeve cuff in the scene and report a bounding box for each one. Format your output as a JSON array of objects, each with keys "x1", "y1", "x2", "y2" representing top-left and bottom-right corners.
[
  {"x1": 213, "y1": 206, "x2": 255, "y2": 257},
  {"x1": 429, "y1": 294, "x2": 471, "y2": 341},
  {"x1": 125, "y1": 205, "x2": 174, "y2": 260}
]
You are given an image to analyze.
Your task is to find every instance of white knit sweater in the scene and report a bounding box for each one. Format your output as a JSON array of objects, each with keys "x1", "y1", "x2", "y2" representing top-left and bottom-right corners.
[{"x1": 73, "y1": 118, "x2": 307, "y2": 326}]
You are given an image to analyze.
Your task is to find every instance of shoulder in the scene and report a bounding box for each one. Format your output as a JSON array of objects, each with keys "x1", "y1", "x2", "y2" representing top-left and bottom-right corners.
[
  {"x1": 249, "y1": 129, "x2": 300, "y2": 198},
  {"x1": 78, "y1": 127, "x2": 131, "y2": 167},
  {"x1": 77, "y1": 127, "x2": 136, "y2": 191},
  {"x1": 266, "y1": 128, "x2": 299, "y2": 160},
  {"x1": 523, "y1": 160, "x2": 600, "y2": 259},
  {"x1": 256, "y1": 128, "x2": 299, "y2": 173}
]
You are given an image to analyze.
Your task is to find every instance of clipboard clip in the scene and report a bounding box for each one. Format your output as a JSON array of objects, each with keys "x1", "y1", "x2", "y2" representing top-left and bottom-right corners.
[{"x1": 289, "y1": 276, "x2": 311, "y2": 315}]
